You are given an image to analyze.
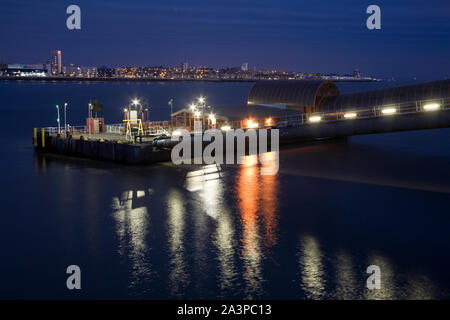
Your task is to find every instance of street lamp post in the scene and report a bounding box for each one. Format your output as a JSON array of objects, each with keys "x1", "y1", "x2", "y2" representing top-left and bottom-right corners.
[
  {"x1": 168, "y1": 99, "x2": 173, "y2": 126},
  {"x1": 56, "y1": 104, "x2": 60, "y2": 134},
  {"x1": 64, "y1": 102, "x2": 68, "y2": 135},
  {"x1": 88, "y1": 103, "x2": 92, "y2": 137},
  {"x1": 168, "y1": 99, "x2": 173, "y2": 115}
]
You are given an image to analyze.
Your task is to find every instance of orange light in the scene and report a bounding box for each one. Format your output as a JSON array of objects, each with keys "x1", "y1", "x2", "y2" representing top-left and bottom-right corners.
[
  {"x1": 265, "y1": 117, "x2": 272, "y2": 125},
  {"x1": 246, "y1": 119, "x2": 259, "y2": 128}
]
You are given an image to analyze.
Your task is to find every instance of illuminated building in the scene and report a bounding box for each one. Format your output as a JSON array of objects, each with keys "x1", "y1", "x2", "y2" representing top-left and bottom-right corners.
[{"x1": 50, "y1": 50, "x2": 62, "y2": 75}]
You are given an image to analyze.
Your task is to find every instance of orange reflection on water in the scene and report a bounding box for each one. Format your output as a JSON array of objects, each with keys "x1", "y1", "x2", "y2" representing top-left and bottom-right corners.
[
  {"x1": 237, "y1": 153, "x2": 279, "y2": 297},
  {"x1": 261, "y1": 172, "x2": 278, "y2": 249}
]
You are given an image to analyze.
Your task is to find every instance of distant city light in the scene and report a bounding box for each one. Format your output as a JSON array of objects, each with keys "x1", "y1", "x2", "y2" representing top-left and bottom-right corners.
[
  {"x1": 309, "y1": 116, "x2": 322, "y2": 122},
  {"x1": 190, "y1": 103, "x2": 196, "y2": 111},
  {"x1": 423, "y1": 103, "x2": 440, "y2": 111},
  {"x1": 198, "y1": 96, "x2": 205, "y2": 104},
  {"x1": 344, "y1": 112, "x2": 357, "y2": 119},
  {"x1": 381, "y1": 107, "x2": 396, "y2": 115},
  {"x1": 194, "y1": 111, "x2": 201, "y2": 117},
  {"x1": 265, "y1": 117, "x2": 273, "y2": 125},
  {"x1": 221, "y1": 125, "x2": 231, "y2": 131},
  {"x1": 132, "y1": 98, "x2": 140, "y2": 105}
]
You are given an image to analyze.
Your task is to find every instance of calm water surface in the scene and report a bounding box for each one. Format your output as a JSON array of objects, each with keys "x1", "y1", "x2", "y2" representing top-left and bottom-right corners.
[{"x1": 0, "y1": 80, "x2": 450, "y2": 299}]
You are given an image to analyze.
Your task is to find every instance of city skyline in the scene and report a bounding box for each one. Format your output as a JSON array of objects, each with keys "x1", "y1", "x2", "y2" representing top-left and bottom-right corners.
[
  {"x1": 0, "y1": 0, "x2": 449, "y2": 80},
  {"x1": 2, "y1": 49, "x2": 377, "y2": 81}
]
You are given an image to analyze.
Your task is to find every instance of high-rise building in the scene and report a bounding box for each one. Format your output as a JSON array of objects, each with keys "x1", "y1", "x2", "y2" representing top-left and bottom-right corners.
[
  {"x1": 181, "y1": 61, "x2": 188, "y2": 72},
  {"x1": 241, "y1": 62, "x2": 249, "y2": 72},
  {"x1": 51, "y1": 50, "x2": 62, "y2": 75}
]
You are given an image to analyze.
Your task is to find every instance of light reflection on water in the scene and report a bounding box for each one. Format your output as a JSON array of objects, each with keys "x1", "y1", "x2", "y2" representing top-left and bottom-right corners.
[
  {"x1": 334, "y1": 250, "x2": 357, "y2": 300},
  {"x1": 111, "y1": 190, "x2": 152, "y2": 294},
  {"x1": 298, "y1": 235, "x2": 325, "y2": 299},
  {"x1": 167, "y1": 189, "x2": 189, "y2": 297},
  {"x1": 238, "y1": 154, "x2": 264, "y2": 298},
  {"x1": 105, "y1": 151, "x2": 443, "y2": 299},
  {"x1": 32, "y1": 150, "x2": 447, "y2": 300},
  {"x1": 236, "y1": 153, "x2": 280, "y2": 299}
]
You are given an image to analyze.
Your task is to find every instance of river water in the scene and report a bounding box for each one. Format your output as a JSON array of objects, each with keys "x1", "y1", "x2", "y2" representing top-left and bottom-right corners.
[{"x1": 1, "y1": 80, "x2": 450, "y2": 299}]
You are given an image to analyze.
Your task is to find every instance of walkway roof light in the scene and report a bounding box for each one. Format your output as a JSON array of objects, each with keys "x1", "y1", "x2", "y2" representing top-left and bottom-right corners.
[
  {"x1": 309, "y1": 116, "x2": 322, "y2": 122},
  {"x1": 423, "y1": 103, "x2": 440, "y2": 111},
  {"x1": 381, "y1": 107, "x2": 396, "y2": 115},
  {"x1": 344, "y1": 112, "x2": 357, "y2": 119}
]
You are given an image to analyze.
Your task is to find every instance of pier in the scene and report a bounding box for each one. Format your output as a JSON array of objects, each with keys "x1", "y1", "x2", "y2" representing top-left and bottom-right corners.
[{"x1": 33, "y1": 79, "x2": 450, "y2": 164}]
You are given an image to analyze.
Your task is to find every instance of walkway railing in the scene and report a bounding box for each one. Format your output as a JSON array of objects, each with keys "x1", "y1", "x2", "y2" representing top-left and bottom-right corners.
[{"x1": 244, "y1": 98, "x2": 449, "y2": 129}]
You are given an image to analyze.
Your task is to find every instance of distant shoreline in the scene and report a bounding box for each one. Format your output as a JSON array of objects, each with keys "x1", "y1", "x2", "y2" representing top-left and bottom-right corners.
[{"x1": 0, "y1": 76, "x2": 379, "y2": 83}]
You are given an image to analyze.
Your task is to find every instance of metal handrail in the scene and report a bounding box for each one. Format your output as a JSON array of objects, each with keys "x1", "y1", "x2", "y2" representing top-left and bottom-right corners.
[
  {"x1": 257, "y1": 98, "x2": 449, "y2": 128},
  {"x1": 43, "y1": 125, "x2": 86, "y2": 134}
]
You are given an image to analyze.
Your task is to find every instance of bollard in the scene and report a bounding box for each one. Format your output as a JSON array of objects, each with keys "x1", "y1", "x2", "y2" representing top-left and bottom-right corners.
[
  {"x1": 33, "y1": 128, "x2": 37, "y2": 147},
  {"x1": 41, "y1": 128, "x2": 45, "y2": 148}
]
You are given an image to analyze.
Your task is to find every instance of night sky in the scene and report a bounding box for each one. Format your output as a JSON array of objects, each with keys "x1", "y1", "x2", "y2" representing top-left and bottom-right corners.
[{"x1": 0, "y1": 0, "x2": 449, "y2": 80}]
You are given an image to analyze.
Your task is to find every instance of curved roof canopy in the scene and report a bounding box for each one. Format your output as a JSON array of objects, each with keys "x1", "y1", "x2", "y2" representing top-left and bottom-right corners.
[
  {"x1": 323, "y1": 79, "x2": 450, "y2": 111},
  {"x1": 247, "y1": 80, "x2": 339, "y2": 112}
]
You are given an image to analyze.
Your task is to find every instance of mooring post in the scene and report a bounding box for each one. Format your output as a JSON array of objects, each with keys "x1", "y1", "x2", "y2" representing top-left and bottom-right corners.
[
  {"x1": 33, "y1": 128, "x2": 37, "y2": 147},
  {"x1": 41, "y1": 128, "x2": 45, "y2": 148}
]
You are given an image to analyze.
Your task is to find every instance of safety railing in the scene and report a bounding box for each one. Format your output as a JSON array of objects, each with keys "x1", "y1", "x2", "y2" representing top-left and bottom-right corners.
[
  {"x1": 245, "y1": 98, "x2": 449, "y2": 129},
  {"x1": 43, "y1": 125, "x2": 86, "y2": 135},
  {"x1": 106, "y1": 123, "x2": 124, "y2": 134}
]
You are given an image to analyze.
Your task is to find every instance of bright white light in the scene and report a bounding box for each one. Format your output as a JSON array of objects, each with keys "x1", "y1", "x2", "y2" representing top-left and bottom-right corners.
[
  {"x1": 194, "y1": 111, "x2": 201, "y2": 117},
  {"x1": 381, "y1": 108, "x2": 396, "y2": 115},
  {"x1": 198, "y1": 96, "x2": 205, "y2": 104},
  {"x1": 423, "y1": 103, "x2": 440, "y2": 111},
  {"x1": 209, "y1": 114, "x2": 216, "y2": 125},
  {"x1": 344, "y1": 113, "x2": 357, "y2": 119},
  {"x1": 172, "y1": 129, "x2": 183, "y2": 136},
  {"x1": 309, "y1": 116, "x2": 322, "y2": 122},
  {"x1": 246, "y1": 119, "x2": 259, "y2": 128},
  {"x1": 221, "y1": 125, "x2": 231, "y2": 131},
  {"x1": 132, "y1": 99, "x2": 140, "y2": 105},
  {"x1": 190, "y1": 103, "x2": 196, "y2": 111},
  {"x1": 124, "y1": 108, "x2": 128, "y2": 112}
]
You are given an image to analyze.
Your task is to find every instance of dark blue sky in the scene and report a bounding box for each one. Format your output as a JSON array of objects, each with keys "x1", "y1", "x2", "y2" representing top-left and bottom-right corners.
[{"x1": 0, "y1": 0, "x2": 449, "y2": 79}]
